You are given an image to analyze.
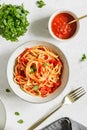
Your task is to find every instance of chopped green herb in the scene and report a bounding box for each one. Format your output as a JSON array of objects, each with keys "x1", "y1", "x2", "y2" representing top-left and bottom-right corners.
[
  {"x1": 30, "y1": 68, "x2": 35, "y2": 74},
  {"x1": 43, "y1": 63, "x2": 47, "y2": 67},
  {"x1": 81, "y1": 54, "x2": 86, "y2": 61},
  {"x1": 37, "y1": 0, "x2": 46, "y2": 8},
  {"x1": 33, "y1": 85, "x2": 39, "y2": 91},
  {"x1": 30, "y1": 66, "x2": 37, "y2": 74},
  {"x1": 17, "y1": 119, "x2": 24, "y2": 124},
  {"x1": 0, "y1": 4, "x2": 29, "y2": 41},
  {"x1": 15, "y1": 112, "x2": 20, "y2": 116},
  {"x1": 6, "y1": 89, "x2": 10, "y2": 92}
]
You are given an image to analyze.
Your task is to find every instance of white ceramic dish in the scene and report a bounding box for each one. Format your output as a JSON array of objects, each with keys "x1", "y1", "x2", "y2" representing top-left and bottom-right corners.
[
  {"x1": 0, "y1": 99, "x2": 6, "y2": 130},
  {"x1": 48, "y1": 10, "x2": 79, "y2": 41},
  {"x1": 7, "y1": 41, "x2": 69, "y2": 103}
]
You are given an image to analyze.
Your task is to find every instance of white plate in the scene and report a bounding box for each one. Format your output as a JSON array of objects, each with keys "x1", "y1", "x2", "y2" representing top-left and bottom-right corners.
[
  {"x1": 7, "y1": 41, "x2": 69, "y2": 103},
  {"x1": 0, "y1": 99, "x2": 6, "y2": 130}
]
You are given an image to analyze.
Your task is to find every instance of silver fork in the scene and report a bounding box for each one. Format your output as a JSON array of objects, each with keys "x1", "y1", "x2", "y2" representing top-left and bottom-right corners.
[{"x1": 28, "y1": 87, "x2": 86, "y2": 130}]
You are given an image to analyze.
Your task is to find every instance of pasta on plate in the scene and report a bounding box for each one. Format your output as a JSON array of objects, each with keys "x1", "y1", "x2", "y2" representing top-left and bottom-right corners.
[{"x1": 14, "y1": 45, "x2": 63, "y2": 97}]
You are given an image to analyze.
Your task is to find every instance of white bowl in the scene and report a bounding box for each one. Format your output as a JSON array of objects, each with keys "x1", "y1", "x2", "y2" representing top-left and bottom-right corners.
[
  {"x1": 0, "y1": 99, "x2": 6, "y2": 130},
  {"x1": 48, "y1": 10, "x2": 79, "y2": 41},
  {"x1": 7, "y1": 41, "x2": 69, "y2": 103}
]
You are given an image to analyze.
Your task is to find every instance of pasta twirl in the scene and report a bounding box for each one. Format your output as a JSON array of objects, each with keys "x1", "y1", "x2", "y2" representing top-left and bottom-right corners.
[{"x1": 14, "y1": 45, "x2": 63, "y2": 97}]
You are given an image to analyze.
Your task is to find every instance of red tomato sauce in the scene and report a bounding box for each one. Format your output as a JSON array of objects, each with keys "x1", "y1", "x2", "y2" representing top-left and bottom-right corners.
[{"x1": 51, "y1": 12, "x2": 77, "y2": 39}]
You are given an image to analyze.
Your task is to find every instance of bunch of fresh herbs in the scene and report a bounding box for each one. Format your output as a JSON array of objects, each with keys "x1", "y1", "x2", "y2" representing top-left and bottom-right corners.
[{"x1": 0, "y1": 4, "x2": 29, "y2": 41}]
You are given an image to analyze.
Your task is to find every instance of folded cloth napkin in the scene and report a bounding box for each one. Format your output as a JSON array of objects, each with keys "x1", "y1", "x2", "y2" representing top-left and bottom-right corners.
[{"x1": 40, "y1": 117, "x2": 87, "y2": 130}]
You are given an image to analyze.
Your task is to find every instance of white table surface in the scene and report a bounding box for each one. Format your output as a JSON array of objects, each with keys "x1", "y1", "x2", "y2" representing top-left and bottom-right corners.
[{"x1": 0, "y1": 0, "x2": 87, "y2": 130}]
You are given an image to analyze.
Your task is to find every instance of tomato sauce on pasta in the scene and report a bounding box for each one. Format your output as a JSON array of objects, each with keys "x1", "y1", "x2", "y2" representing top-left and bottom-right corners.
[{"x1": 14, "y1": 45, "x2": 63, "y2": 97}]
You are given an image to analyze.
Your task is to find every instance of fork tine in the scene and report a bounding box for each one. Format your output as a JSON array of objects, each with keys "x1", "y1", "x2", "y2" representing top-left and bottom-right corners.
[
  {"x1": 69, "y1": 87, "x2": 83, "y2": 96},
  {"x1": 70, "y1": 87, "x2": 85, "y2": 97},
  {"x1": 72, "y1": 91, "x2": 86, "y2": 102},
  {"x1": 68, "y1": 87, "x2": 86, "y2": 102}
]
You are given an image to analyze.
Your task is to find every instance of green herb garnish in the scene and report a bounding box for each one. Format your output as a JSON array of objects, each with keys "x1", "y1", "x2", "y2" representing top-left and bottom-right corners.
[
  {"x1": 0, "y1": 4, "x2": 29, "y2": 41},
  {"x1": 30, "y1": 68, "x2": 35, "y2": 74},
  {"x1": 37, "y1": 0, "x2": 46, "y2": 8},
  {"x1": 30, "y1": 65, "x2": 37, "y2": 74},
  {"x1": 33, "y1": 85, "x2": 39, "y2": 91},
  {"x1": 43, "y1": 63, "x2": 47, "y2": 67},
  {"x1": 6, "y1": 89, "x2": 10, "y2": 92},
  {"x1": 81, "y1": 54, "x2": 86, "y2": 61},
  {"x1": 15, "y1": 112, "x2": 20, "y2": 116},
  {"x1": 17, "y1": 119, "x2": 24, "y2": 124}
]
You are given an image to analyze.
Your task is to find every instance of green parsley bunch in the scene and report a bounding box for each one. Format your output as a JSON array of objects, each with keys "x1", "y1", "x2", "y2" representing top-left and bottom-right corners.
[{"x1": 0, "y1": 4, "x2": 29, "y2": 41}]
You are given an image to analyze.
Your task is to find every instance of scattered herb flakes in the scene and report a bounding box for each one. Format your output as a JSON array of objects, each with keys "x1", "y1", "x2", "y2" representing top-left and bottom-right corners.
[
  {"x1": 0, "y1": 4, "x2": 29, "y2": 41},
  {"x1": 17, "y1": 119, "x2": 24, "y2": 124},
  {"x1": 6, "y1": 89, "x2": 10, "y2": 92},
  {"x1": 15, "y1": 112, "x2": 20, "y2": 116},
  {"x1": 81, "y1": 54, "x2": 86, "y2": 61},
  {"x1": 15, "y1": 112, "x2": 24, "y2": 124},
  {"x1": 37, "y1": 0, "x2": 46, "y2": 8}
]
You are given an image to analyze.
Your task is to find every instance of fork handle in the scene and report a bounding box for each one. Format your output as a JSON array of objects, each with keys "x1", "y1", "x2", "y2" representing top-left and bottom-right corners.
[{"x1": 28, "y1": 103, "x2": 63, "y2": 130}]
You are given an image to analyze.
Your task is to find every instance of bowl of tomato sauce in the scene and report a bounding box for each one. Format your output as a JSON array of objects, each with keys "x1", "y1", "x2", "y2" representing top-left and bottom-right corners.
[{"x1": 48, "y1": 10, "x2": 79, "y2": 41}]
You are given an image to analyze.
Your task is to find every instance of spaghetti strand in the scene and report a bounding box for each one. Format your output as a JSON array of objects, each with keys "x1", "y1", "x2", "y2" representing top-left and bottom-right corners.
[{"x1": 14, "y1": 45, "x2": 63, "y2": 97}]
